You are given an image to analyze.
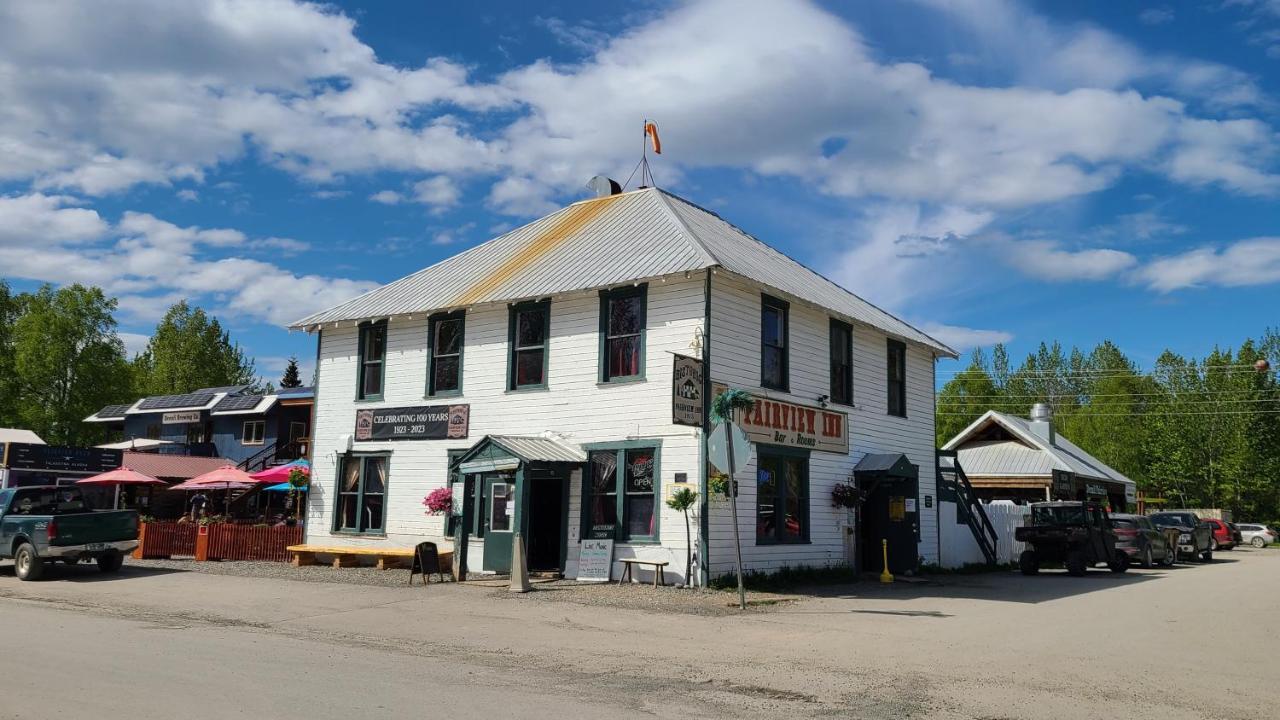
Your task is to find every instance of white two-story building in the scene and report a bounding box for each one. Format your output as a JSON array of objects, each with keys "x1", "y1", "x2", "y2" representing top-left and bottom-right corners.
[{"x1": 291, "y1": 186, "x2": 957, "y2": 584}]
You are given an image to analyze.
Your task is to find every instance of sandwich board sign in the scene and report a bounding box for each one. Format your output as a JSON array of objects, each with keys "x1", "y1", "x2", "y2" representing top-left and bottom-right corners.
[{"x1": 576, "y1": 538, "x2": 615, "y2": 582}]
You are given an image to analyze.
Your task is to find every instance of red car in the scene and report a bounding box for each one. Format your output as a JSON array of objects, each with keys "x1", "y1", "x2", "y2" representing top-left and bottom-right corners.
[{"x1": 1204, "y1": 518, "x2": 1237, "y2": 551}]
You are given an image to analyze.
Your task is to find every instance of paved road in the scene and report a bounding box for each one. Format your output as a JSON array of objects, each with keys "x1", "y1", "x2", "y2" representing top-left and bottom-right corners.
[{"x1": 0, "y1": 548, "x2": 1276, "y2": 719}]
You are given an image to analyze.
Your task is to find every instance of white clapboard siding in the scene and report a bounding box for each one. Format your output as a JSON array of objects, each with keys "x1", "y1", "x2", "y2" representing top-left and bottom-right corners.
[
  {"x1": 706, "y1": 274, "x2": 940, "y2": 576},
  {"x1": 307, "y1": 275, "x2": 704, "y2": 579}
]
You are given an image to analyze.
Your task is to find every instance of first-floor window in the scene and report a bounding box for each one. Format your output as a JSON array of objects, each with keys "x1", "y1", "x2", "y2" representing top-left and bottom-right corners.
[
  {"x1": 335, "y1": 455, "x2": 388, "y2": 534},
  {"x1": 756, "y1": 448, "x2": 809, "y2": 544},
  {"x1": 585, "y1": 445, "x2": 658, "y2": 541},
  {"x1": 242, "y1": 420, "x2": 265, "y2": 445}
]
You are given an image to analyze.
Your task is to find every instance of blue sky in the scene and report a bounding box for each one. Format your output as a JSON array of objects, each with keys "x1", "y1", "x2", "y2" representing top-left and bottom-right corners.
[{"x1": 1, "y1": 0, "x2": 1278, "y2": 385}]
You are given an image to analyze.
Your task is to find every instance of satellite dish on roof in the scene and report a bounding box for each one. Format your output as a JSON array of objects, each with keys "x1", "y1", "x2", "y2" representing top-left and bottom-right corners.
[{"x1": 586, "y1": 176, "x2": 622, "y2": 198}]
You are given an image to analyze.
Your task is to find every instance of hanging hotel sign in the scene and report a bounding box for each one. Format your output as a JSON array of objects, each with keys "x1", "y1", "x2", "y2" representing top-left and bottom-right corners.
[
  {"x1": 162, "y1": 411, "x2": 203, "y2": 424},
  {"x1": 712, "y1": 384, "x2": 848, "y2": 454},
  {"x1": 354, "y1": 404, "x2": 470, "y2": 442},
  {"x1": 672, "y1": 354, "x2": 704, "y2": 427}
]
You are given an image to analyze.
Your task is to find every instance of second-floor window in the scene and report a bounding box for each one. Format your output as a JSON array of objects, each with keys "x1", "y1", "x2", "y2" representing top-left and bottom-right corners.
[
  {"x1": 509, "y1": 300, "x2": 550, "y2": 390},
  {"x1": 357, "y1": 321, "x2": 387, "y2": 400},
  {"x1": 242, "y1": 420, "x2": 265, "y2": 445},
  {"x1": 761, "y1": 294, "x2": 789, "y2": 391},
  {"x1": 428, "y1": 311, "x2": 464, "y2": 396},
  {"x1": 600, "y1": 285, "x2": 646, "y2": 382},
  {"x1": 830, "y1": 319, "x2": 853, "y2": 405},
  {"x1": 887, "y1": 338, "x2": 906, "y2": 417}
]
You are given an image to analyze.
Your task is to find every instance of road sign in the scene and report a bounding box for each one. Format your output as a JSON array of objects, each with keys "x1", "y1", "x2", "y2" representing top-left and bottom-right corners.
[{"x1": 708, "y1": 422, "x2": 752, "y2": 474}]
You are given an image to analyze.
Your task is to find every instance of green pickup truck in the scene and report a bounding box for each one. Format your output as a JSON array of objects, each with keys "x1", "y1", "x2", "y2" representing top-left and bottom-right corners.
[{"x1": 0, "y1": 486, "x2": 139, "y2": 581}]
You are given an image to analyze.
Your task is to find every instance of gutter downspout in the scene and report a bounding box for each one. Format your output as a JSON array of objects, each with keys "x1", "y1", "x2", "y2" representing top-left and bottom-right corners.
[{"x1": 698, "y1": 267, "x2": 713, "y2": 587}]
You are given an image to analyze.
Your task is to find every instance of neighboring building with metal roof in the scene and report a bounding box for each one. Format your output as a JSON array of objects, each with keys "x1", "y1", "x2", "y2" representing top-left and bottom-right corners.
[
  {"x1": 941, "y1": 404, "x2": 1137, "y2": 508},
  {"x1": 83, "y1": 387, "x2": 313, "y2": 468},
  {"x1": 301, "y1": 185, "x2": 952, "y2": 583}
]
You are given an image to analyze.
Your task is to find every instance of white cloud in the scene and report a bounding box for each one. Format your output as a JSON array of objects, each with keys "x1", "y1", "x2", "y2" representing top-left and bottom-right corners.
[
  {"x1": 412, "y1": 176, "x2": 461, "y2": 211},
  {"x1": 0, "y1": 193, "x2": 375, "y2": 326},
  {"x1": 368, "y1": 190, "x2": 403, "y2": 205},
  {"x1": 0, "y1": 193, "x2": 109, "y2": 246},
  {"x1": 1003, "y1": 239, "x2": 1138, "y2": 281},
  {"x1": 920, "y1": 323, "x2": 1014, "y2": 352},
  {"x1": 1139, "y1": 7, "x2": 1175, "y2": 25},
  {"x1": 176, "y1": 189, "x2": 198, "y2": 202},
  {"x1": 117, "y1": 331, "x2": 151, "y2": 357},
  {"x1": 1135, "y1": 237, "x2": 1280, "y2": 291}
]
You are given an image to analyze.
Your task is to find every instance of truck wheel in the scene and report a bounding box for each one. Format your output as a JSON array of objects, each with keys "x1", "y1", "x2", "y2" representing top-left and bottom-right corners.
[
  {"x1": 1066, "y1": 550, "x2": 1087, "y2": 576},
  {"x1": 1019, "y1": 550, "x2": 1039, "y2": 576},
  {"x1": 1162, "y1": 547, "x2": 1176, "y2": 566},
  {"x1": 1141, "y1": 547, "x2": 1153, "y2": 569},
  {"x1": 14, "y1": 543, "x2": 45, "y2": 581},
  {"x1": 1210, "y1": 538, "x2": 1219, "y2": 551},
  {"x1": 1109, "y1": 554, "x2": 1129, "y2": 574},
  {"x1": 97, "y1": 551, "x2": 124, "y2": 573},
  {"x1": 1252, "y1": 537, "x2": 1266, "y2": 548},
  {"x1": 1200, "y1": 549, "x2": 1213, "y2": 563}
]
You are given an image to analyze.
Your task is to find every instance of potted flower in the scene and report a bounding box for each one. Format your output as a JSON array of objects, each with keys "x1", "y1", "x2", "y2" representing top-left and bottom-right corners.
[
  {"x1": 831, "y1": 482, "x2": 859, "y2": 509},
  {"x1": 423, "y1": 487, "x2": 452, "y2": 515}
]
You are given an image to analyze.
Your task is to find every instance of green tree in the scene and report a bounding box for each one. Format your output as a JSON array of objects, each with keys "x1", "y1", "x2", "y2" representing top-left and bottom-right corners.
[
  {"x1": 10, "y1": 284, "x2": 133, "y2": 445},
  {"x1": 0, "y1": 280, "x2": 20, "y2": 427},
  {"x1": 936, "y1": 348, "x2": 1000, "y2": 445},
  {"x1": 280, "y1": 356, "x2": 303, "y2": 388},
  {"x1": 133, "y1": 301, "x2": 257, "y2": 395},
  {"x1": 665, "y1": 487, "x2": 699, "y2": 587}
]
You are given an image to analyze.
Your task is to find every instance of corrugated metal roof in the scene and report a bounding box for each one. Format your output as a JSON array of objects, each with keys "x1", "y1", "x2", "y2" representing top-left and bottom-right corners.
[
  {"x1": 489, "y1": 435, "x2": 587, "y2": 464},
  {"x1": 943, "y1": 411, "x2": 1135, "y2": 488},
  {"x1": 955, "y1": 440, "x2": 1056, "y2": 477},
  {"x1": 121, "y1": 451, "x2": 233, "y2": 480},
  {"x1": 290, "y1": 188, "x2": 954, "y2": 356}
]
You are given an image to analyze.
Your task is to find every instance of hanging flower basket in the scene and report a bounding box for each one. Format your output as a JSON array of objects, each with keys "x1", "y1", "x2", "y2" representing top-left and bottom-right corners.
[
  {"x1": 831, "y1": 482, "x2": 859, "y2": 509},
  {"x1": 423, "y1": 487, "x2": 452, "y2": 515}
]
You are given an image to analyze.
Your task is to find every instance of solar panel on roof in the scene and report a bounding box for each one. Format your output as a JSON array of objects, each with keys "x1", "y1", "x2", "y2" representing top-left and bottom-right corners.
[
  {"x1": 212, "y1": 395, "x2": 263, "y2": 412},
  {"x1": 95, "y1": 403, "x2": 132, "y2": 419},
  {"x1": 136, "y1": 393, "x2": 215, "y2": 410},
  {"x1": 196, "y1": 385, "x2": 250, "y2": 395}
]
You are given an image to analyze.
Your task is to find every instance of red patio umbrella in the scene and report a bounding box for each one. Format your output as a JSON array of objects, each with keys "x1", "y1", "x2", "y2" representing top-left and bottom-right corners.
[
  {"x1": 169, "y1": 465, "x2": 258, "y2": 517},
  {"x1": 76, "y1": 466, "x2": 165, "y2": 509}
]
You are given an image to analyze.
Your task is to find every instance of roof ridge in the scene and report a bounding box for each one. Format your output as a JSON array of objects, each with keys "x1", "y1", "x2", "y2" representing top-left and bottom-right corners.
[{"x1": 651, "y1": 188, "x2": 721, "y2": 267}]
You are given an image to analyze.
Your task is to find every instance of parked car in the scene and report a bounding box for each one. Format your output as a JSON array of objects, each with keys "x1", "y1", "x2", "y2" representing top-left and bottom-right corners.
[
  {"x1": 1015, "y1": 501, "x2": 1128, "y2": 576},
  {"x1": 0, "y1": 486, "x2": 139, "y2": 581},
  {"x1": 1149, "y1": 512, "x2": 1214, "y2": 562},
  {"x1": 1110, "y1": 514, "x2": 1175, "y2": 567},
  {"x1": 1204, "y1": 518, "x2": 1237, "y2": 551},
  {"x1": 1236, "y1": 524, "x2": 1276, "y2": 548}
]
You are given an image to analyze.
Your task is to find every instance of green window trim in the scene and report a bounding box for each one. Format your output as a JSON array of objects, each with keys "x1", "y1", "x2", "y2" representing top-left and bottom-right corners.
[
  {"x1": 426, "y1": 310, "x2": 465, "y2": 397},
  {"x1": 356, "y1": 320, "x2": 387, "y2": 401},
  {"x1": 829, "y1": 318, "x2": 853, "y2": 406},
  {"x1": 508, "y1": 299, "x2": 551, "y2": 391},
  {"x1": 755, "y1": 445, "x2": 810, "y2": 545},
  {"x1": 887, "y1": 338, "x2": 907, "y2": 418},
  {"x1": 581, "y1": 440, "x2": 662, "y2": 544},
  {"x1": 760, "y1": 293, "x2": 789, "y2": 392},
  {"x1": 332, "y1": 452, "x2": 391, "y2": 536},
  {"x1": 444, "y1": 448, "x2": 467, "y2": 537},
  {"x1": 598, "y1": 284, "x2": 648, "y2": 383}
]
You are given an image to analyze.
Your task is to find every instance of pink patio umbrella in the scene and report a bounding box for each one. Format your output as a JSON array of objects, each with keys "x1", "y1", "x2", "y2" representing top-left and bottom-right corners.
[
  {"x1": 76, "y1": 466, "x2": 165, "y2": 509},
  {"x1": 169, "y1": 465, "x2": 258, "y2": 517},
  {"x1": 248, "y1": 459, "x2": 310, "y2": 483}
]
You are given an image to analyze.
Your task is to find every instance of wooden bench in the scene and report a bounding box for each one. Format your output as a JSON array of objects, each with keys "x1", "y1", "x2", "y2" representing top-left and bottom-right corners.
[
  {"x1": 617, "y1": 558, "x2": 669, "y2": 587},
  {"x1": 286, "y1": 544, "x2": 451, "y2": 571}
]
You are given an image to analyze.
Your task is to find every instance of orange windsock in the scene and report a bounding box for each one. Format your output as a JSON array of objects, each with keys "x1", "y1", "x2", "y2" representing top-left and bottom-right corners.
[{"x1": 644, "y1": 121, "x2": 662, "y2": 154}]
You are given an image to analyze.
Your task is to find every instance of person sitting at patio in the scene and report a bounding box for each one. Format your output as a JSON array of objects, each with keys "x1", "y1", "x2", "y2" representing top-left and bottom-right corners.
[{"x1": 190, "y1": 491, "x2": 208, "y2": 520}]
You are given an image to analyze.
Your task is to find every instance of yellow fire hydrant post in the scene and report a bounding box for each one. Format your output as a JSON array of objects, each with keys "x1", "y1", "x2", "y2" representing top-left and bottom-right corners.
[{"x1": 879, "y1": 539, "x2": 894, "y2": 584}]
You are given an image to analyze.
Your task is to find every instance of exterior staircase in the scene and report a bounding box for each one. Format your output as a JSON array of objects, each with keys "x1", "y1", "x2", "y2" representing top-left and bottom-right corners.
[{"x1": 937, "y1": 450, "x2": 999, "y2": 565}]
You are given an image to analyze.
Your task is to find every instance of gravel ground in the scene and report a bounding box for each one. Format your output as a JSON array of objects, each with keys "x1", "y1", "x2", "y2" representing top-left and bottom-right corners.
[
  {"x1": 130, "y1": 557, "x2": 438, "y2": 587},
  {"x1": 128, "y1": 558, "x2": 795, "y2": 613}
]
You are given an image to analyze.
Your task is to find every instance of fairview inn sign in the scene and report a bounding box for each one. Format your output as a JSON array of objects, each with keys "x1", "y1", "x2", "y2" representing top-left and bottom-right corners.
[{"x1": 714, "y1": 384, "x2": 848, "y2": 454}]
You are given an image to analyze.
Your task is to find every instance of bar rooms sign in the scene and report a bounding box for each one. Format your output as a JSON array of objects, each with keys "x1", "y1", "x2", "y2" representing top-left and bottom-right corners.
[
  {"x1": 355, "y1": 405, "x2": 470, "y2": 442},
  {"x1": 712, "y1": 384, "x2": 848, "y2": 454}
]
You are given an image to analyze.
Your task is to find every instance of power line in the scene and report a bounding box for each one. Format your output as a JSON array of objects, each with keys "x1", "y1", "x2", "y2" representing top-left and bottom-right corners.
[
  {"x1": 936, "y1": 409, "x2": 1280, "y2": 417},
  {"x1": 939, "y1": 390, "x2": 1279, "y2": 400},
  {"x1": 934, "y1": 366, "x2": 1272, "y2": 377},
  {"x1": 940, "y1": 397, "x2": 1280, "y2": 406}
]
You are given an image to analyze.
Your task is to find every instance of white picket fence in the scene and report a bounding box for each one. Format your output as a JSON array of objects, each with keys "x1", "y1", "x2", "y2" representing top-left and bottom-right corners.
[{"x1": 938, "y1": 500, "x2": 1031, "y2": 568}]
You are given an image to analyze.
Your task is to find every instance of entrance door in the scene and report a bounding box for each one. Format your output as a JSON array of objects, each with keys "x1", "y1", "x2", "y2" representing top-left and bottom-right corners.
[
  {"x1": 480, "y1": 473, "x2": 516, "y2": 573},
  {"x1": 527, "y1": 474, "x2": 565, "y2": 572},
  {"x1": 860, "y1": 477, "x2": 919, "y2": 574}
]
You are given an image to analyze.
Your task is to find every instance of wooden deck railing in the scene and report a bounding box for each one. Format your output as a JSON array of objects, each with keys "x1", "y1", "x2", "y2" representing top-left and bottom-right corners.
[
  {"x1": 134, "y1": 521, "x2": 301, "y2": 562},
  {"x1": 133, "y1": 521, "x2": 198, "y2": 559}
]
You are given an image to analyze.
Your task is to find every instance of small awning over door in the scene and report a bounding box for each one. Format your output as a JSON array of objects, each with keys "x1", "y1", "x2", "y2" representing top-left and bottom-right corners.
[
  {"x1": 456, "y1": 434, "x2": 586, "y2": 474},
  {"x1": 853, "y1": 452, "x2": 916, "y2": 479}
]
